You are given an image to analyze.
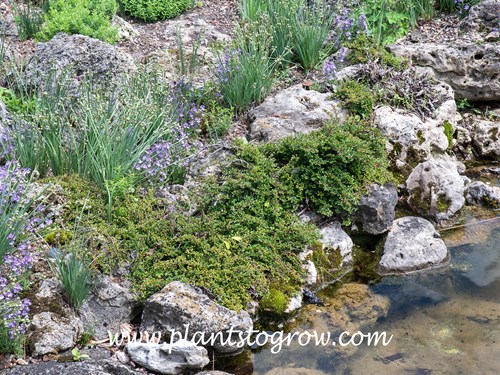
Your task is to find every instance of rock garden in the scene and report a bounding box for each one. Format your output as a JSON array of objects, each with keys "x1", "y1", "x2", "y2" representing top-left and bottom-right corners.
[{"x1": 0, "y1": 0, "x2": 499, "y2": 374}]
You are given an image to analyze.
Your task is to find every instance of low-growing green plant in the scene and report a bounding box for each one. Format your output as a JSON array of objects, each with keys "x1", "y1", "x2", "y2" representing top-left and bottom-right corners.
[
  {"x1": 0, "y1": 328, "x2": 25, "y2": 357},
  {"x1": 335, "y1": 80, "x2": 376, "y2": 118},
  {"x1": 359, "y1": 0, "x2": 409, "y2": 45},
  {"x1": 104, "y1": 170, "x2": 136, "y2": 219},
  {"x1": 41, "y1": 119, "x2": 391, "y2": 312},
  {"x1": 37, "y1": 0, "x2": 119, "y2": 44},
  {"x1": 344, "y1": 33, "x2": 405, "y2": 69},
  {"x1": 262, "y1": 119, "x2": 393, "y2": 217},
  {"x1": 118, "y1": 0, "x2": 194, "y2": 22},
  {"x1": 12, "y1": 1, "x2": 46, "y2": 41},
  {"x1": 456, "y1": 97, "x2": 473, "y2": 111},
  {"x1": 44, "y1": 164, "x2": 318, "y2": 312},
  {"x1": 0, "y1": 87, "x2": 36, "y2": 114},
  {"x1": 71, "y1": 347, "x2": 90, "y2": 361},
  {"x1": 259, "y1": 288, "x2": 289, "y2": 315},
  {"x1": 201, "y1": 100, "x2": 234, "y2": 140},
  {"x1": 443, "y1": 120, "x2": 454, "y2": 149},
  {"x1": 396, "y1": 0, "x2": 435, "y2": 28}
]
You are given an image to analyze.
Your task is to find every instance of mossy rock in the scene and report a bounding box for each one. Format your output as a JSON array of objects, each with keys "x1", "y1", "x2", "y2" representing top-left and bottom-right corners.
[
  {"x1": 259, "y1": 289, "x2": 289, "y2": 315},
  {"x1": 309, "y1": 241, "x2": 345, "y2": 286}
]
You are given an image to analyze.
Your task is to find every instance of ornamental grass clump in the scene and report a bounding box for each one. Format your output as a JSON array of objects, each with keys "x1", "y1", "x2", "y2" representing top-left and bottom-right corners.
[
  {"x1": 10, "y1": 67, "x2": 181, "y2": 188},
  {"x1": 12, "y1": 1, "x2": 45, "y2": 41},
  {"x1": 214, "y1": 20, "x2": 276, "y2": 112},
  {"x1": 50, "y1": 248, "x2": 92, "y2": 310},
  {"x1": 291, "y1": 1, "x2": 335, "y2": 70}
]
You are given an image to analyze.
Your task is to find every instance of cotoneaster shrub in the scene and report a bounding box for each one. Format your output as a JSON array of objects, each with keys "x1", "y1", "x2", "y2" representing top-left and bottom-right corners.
[
  {"x1": 119, "y1": 0, "x2": 194, "y2": 22},
  {"x1": 37, "y1": 0, "x2": 119, "y2": 44},
  {"x1": 262, "y1": 118, "x2": 393, "y2": 217},
  {"x1": 43, "y1": 169, "x2": 317, "y2": 312}
]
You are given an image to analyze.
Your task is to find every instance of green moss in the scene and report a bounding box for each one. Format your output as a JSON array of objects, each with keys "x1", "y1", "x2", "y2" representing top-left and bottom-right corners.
[
  {"x1": 334, "y1": 80, "x2": 375, "y2": 118},
  {"x1": 409, "y1": 186, "x2": 431, "y2": 214},
  {"x1": 488, "y1": 127, "x2": 499, "y2": 142},
  {"x1": 309, "y1": 242, "x2": 344, "y2": 285},
  {"x1": 416, "y1": 130, "x2": 425, "y2": 145},
  {"x1": 436, "y1": 195, "x2": 450, "y2": 212},
  {"x1": 259, "y1": 289, "x2": 289, "y2": 315},
  {"x1": 443, "y1": 120, "x2": 454, "y2": 149},
  {"x1": 406, "y1": 145, "x2": 427, "y2": 168}
]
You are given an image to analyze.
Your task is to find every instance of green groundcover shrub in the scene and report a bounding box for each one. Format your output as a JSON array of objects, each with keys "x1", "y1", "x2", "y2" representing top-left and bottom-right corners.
[
  {"x1": 37, "y1": 0, "x2": 119, "y2": 44},
  {"x1": 43, "y1": 166, "x2": 317, "y2": 311},
  {"x1": 119, "y1": 0, "x2": 194, "y2": 22},
  {"x1": 262, "y1": 118, "x2": 393, "y2": 217},
  {"x1": 42, "y1": 118, "x2": 391, "y2": 312}
]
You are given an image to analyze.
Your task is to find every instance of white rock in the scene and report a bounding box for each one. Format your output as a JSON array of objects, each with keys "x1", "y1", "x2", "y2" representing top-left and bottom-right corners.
[
  {"x1": 377, "y1": 217, "x2": 449, "y2": 274},
  {"x1": 127, "y1": 340, "x2": 209, "y2": 375}
]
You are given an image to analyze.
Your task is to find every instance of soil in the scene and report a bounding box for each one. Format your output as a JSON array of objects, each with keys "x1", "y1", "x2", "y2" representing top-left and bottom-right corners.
[{"x1": 117, "y1": 0, "x2": 240, "y2": 62}]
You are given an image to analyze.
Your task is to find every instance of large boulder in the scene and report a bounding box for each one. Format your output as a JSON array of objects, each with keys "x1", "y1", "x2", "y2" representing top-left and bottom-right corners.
[
  {"x1": 79, "y1": 276, "x2": 142, "y2": 340},
  {"x1": 353, "y1": 183, "x2": 398, "y2": 235},
  {"x1": 27, "y1": 311, "x2": 82, "y2": 357},
  {"x1": 372, "y1": 80, "x2": 458, "y2": 173},
  {"x1": 459, "y1": 0, "x2": 500, "y2": 32},
  {"x1": 406, "y1": 156, "x2": 468, "y2": 221},
  {"x1": 377, "y1": 217, "x2": 449, "y2": 275},
  {"x1": 127, "y1": 340, "x2": 209, "y2": 375},
  {"x1": 247, "y1": 84, "x2": 346, "y2": 142},
  {"x1": 388, "y1": 42, "x2": 500, "y2": 102},
  {"x1": 140, "y1": 281, "x2": 253, "y2": 354},
  {"x1": 24, "y1": 33, "x2": 135, "y2": 92},
  {"x1": 465, "y1": 181, "x2": 500, "y2": 208}
]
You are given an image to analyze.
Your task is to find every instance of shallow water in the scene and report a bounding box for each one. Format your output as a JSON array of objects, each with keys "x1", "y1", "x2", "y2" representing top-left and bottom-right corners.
[{"x1": 219, "y1": 216, "x2": 500, "y2": 375}]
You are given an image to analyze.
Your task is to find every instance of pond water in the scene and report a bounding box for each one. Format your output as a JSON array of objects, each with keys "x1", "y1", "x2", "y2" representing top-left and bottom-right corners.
[{"x1": 217, "y1": 177, "x2": 500, "y2": 374}]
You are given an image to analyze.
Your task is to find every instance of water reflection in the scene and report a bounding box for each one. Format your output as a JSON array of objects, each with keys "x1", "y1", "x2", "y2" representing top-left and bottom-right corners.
[{"x1": 219, "y1": 221, "x2": 500, "y2": 374}]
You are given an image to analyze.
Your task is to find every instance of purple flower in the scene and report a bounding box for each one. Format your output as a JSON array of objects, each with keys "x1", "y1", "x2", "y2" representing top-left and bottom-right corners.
[{"x1": 323, "y1": 59, "x2": 337, "y2": 80}]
